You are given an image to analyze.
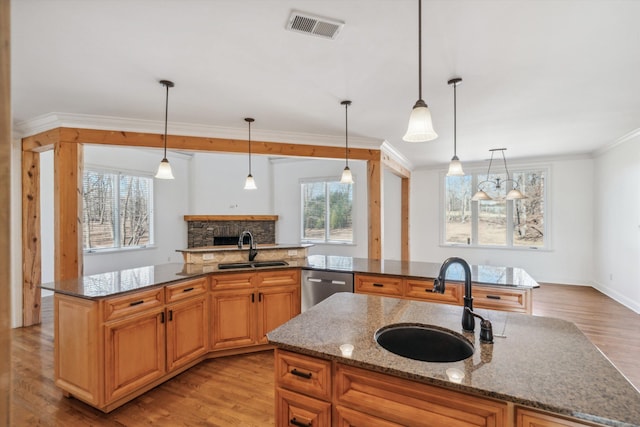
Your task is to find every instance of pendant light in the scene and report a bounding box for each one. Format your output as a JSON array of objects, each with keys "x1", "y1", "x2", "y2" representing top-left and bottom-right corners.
[
  {"x1": 471, "y1": 148, "x2": 526, "y2": 201},
  {"x1": 243, "y1": 118, "x2": 257, "y2": 190},
  {"x1": 403, "y1": 0, "x2": 437, "y2": 142},
  {"x1": 155, "y1": 80, "x2": 175, "y2": 180},
  {"x1": 340, "y1": 100, "x2": 354, "y2": 184},
  {"x1": 446, "y1": 77, "x2": 464, "y2": 176}
]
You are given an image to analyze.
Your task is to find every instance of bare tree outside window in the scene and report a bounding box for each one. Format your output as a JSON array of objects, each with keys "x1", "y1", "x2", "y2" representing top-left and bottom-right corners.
[
  {"x1": 83, "y1": 169, "x2": 153, "y2": 251},
  {"x1": 302, "y1": 180, "x2": 353, "y2": 243}
]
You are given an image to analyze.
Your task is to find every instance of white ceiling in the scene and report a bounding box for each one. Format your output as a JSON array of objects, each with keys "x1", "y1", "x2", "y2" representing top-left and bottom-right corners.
[{"x1": 10, "y1": 0, "x2": 640, "y2": 168}]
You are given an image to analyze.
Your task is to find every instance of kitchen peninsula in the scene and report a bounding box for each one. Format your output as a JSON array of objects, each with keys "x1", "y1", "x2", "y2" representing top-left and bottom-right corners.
[
  {"x1": 268, "y1": 292, "x2": 640, "y2": 427},
  {"x1": 41, "y1": 257, "x2": 540, "y2": 413}
]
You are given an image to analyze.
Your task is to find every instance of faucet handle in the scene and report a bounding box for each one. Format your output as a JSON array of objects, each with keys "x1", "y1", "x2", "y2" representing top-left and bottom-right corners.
[{"x1": 464, "y1": 307, "x2": 494, "y2": 344}]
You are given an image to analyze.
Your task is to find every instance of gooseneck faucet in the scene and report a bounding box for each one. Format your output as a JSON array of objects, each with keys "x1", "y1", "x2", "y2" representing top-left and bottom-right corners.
[
  {"x1": 433, "y1": 257, "x2": 476, "y2": 332},
  {"x1": 238, "y1": 230, "x2": 258, "y2": 261}
]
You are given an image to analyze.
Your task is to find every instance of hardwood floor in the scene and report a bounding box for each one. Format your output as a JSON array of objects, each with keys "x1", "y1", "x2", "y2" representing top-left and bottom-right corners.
[{"x1": 10, "y1": 285, "x2": 640, "y2": 426}]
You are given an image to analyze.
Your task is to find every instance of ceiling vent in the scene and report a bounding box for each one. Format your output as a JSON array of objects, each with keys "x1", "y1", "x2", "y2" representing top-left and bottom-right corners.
[{"x1": 286, "y1": 11, "x2": 344, "y2": 40}]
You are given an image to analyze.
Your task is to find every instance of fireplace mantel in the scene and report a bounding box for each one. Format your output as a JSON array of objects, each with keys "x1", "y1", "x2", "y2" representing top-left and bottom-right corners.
[{"x1": 184, "y1": 215, "x2": 278, "y2": 222}]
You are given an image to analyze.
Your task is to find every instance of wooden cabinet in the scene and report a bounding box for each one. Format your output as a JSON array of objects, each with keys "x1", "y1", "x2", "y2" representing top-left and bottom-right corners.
[
  {"x1": 516, "y1": 407, "x2": 603, "y2": 427},
  {"x1": 210, "y1": 269, "x2": 300, "y2": 350},
  {"x1": 276, "y1": 387, "x2": 331, "y2": 427},
  {"x1": 165, "y1": 288, "x2": 208, "y2": 371},
  {"x1": 355, "y1": 273, "x2": 532, "y2": 314}
]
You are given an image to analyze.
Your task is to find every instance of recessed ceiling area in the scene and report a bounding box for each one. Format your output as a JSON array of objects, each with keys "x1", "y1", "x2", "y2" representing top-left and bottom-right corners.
[{"x1": 10, "y1": 0, "x2": 640, "y2": 168}]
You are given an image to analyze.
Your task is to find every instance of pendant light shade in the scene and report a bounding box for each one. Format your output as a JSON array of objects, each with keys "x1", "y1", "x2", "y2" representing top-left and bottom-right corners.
[
  {"x1": 446, "y1": 77, "x2": 464, "y2": 176},
  {"x1": 472, "y1": 148, "x2": 526, "y2": 201},
  {"x1": 244, "y1": 118, "x2": 257, "y2": 190},
  {"x1": 403, "y1": 0, "x2": 437, "y2": 143},
  {"x1": 340, "y1": 100, "x2": 354, "y2": 184},
  {"x1": 155, "y1": 80, "x2": 175, "y2": 180}
]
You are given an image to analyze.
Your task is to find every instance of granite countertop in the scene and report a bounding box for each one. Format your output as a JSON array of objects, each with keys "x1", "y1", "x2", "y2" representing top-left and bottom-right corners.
[
  {"x1": 305, "y1": 254, "x2": 539, "y2": 289},
  {"x1": 177, "y1": 243, "x2": 313, "y2": 253},
  {"x1": 267, "y1": 292, "x2": 640, "y2": 427}
]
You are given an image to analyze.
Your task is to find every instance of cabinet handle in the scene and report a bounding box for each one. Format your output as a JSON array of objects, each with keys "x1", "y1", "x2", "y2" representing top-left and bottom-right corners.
[
  {"x1": 160, "y1": 312, "x2": 165, "y2": 323},
  {"x1": 486, "y1": 295, "x2": 502, "y2": 300},
  {"x1": 259, "y1": 292, "x2": 263, "y2": 302},
  {"x1": 290, "y1": 369, "x2": 312, "y2": 379},
  {"x1": 289, "y1": 418, "x2": 312, "y2": 427},
  {"x1": 182, "y1": 287, "x2": 194, "y2": 292},
  {"x1": 373, "y1": 283, "x2": 384, "y2": 287},
  {"x1": 169, "y1": 310, "x2": 173, "y2": 321},
  {"x1": 251, "y1": 293, "x2": 255, "y2": 303},
  {"x1": 129, "y1": 300, "x2": 144, "y2": 306}
]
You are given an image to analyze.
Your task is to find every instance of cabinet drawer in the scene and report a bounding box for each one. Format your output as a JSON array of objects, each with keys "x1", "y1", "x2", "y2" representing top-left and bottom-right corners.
[
  {"x1": 102, "y1": 288, "x2": 164, "y2": 321},
  {"x1": 516, "y1": 407, "x2": 601, "y2": 427},
  {"x1": 276, "y1": 387, "x2": 331, "y2": 427},
  {"x1": 474, "y1": 286, "x2": 531, "y2": 313},
  {"x1": 335, "y1": 363, "x2": 508, "y2": 427},
  {"x1": 257, "y1": 269, "x2": 300, "y2": 288},
  {"x1": 166, "y1": 277, "x2": 207, "y2": 303},
  {"x1": 405, "y1": 279, "x2": 463, "y2": 305},
  {"x1": 354, "y1": 274, "x2": 403, "y2": 297},
  {"x1": 275, "y1": 349, "x2": 332, "y2": 401},
  {"x1": 210, "y1": 272, "x2": 254, "y2": 290}
]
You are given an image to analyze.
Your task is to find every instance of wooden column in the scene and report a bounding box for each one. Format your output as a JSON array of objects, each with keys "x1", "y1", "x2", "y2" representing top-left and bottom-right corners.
[
  {"x1": 367, "y1": 159, "x2": 382, "y2": 260},
  {"x1": 54, "y1": 141, "x2": 83, "y2": 280},
  {"x1": 401, "y1": 177, "x2": 410, "y2": 261},
  {"x1": 0, "y1": 0, "x2": 11, "y2": 421},
  {"x1": 22, "y1": 151, "x2": 42, "y2": 325}
]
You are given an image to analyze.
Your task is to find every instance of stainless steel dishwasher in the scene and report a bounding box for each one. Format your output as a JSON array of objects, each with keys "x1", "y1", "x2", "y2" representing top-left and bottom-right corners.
[{"x1": 301, "y1": 269, "x2": 354, "y2": 312}]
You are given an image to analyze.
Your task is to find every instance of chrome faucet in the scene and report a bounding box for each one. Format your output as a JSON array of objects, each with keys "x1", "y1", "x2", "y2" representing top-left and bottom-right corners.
[
  {"x1": 433, "y1": 257, "x2": 493, "y2": 343},
  {"x1": 238, "y1": 230, "x2": 258, "y2": 261}
]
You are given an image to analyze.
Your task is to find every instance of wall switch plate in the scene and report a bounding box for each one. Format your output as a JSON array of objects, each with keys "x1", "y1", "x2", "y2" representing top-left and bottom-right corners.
[
  {"x1": 202, "y1": 253, "x2": 215, "y2": 261},
  {"x1": 288, "y1": 250, "x2": 298, "y2": 256}
]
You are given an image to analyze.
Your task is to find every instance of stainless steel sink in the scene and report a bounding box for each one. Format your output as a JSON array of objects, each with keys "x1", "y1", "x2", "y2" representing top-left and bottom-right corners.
[
  {"x1": 218, "y1": 260, "x2": 289, "y2": 270},
  {"x1": 374, "y1": 323, "x2": 474, "y2": 362}
]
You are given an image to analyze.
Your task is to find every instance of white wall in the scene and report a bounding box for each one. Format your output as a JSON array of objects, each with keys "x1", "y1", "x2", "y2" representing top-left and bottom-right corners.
[
  {"x1": 272, "y1": 158, "x2": 368, "y2": 258},
  {"x1": 82, "y1": 146, "x2": 190, "y2": 275},
  {"x1": 188, "y1": 152, "x2": 273, "y2": 214},
  {"x1": 410, "y1": 157, "x2": 595, "y2": 286},
  {"x1": 593, "y1": 135, "x2": 640, "y2": 312},
  {"x1": 383, "y1": 170, "x2": 402, "y2": 260}
]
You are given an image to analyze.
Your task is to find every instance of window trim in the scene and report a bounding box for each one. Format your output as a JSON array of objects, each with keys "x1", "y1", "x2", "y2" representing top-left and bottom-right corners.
[
  {"x1": 439, "y1": 164, "x2": 551, "y2": 251},
  {"x1": 82, "y1": 165, "x2": 155, "y2": 253},
  {"x1": 299, "y1": 176, "x2": 356, "y2": 245}
]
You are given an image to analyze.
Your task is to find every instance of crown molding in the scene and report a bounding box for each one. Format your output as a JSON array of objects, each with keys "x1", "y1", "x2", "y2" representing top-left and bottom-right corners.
[
  {"x1": 592, "y1": 127, "x2": 640, "y2": 158},
  {"x1": 13, "y1": 112, "x2": 383, "y2": 149},
  {"x1": 381, "y1": 140, "x2": 413, "y2": 171}
]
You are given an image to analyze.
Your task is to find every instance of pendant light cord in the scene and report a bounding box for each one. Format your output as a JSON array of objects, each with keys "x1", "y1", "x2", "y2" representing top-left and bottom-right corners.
[
  {"x1": 453, "y1": 82, "x2": 457, "y2": 157},
  {"x1": 248, "y1": 121, "x2": 252, "y2": 174},
  {"x1": 344, "y1": 102, "x2": 349, "y2": 167},
  {"x1": 418, "y1": 0, "x2": 422, "y2": 100}
]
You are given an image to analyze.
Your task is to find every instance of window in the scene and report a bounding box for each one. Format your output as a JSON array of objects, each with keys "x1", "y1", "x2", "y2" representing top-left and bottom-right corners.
[
  {"x1": 444, "y1": 168, "x2": 546, "y2": 249},
  {"x1": 301, "y1": 180, "x2": 353, "y2": 243},
  {"x1": 82, "y1": 169, "x2": 154, "y2": 251}
]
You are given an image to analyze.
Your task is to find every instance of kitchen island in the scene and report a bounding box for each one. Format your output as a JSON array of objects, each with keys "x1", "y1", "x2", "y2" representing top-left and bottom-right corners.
[{"x1": 267, "y1": 292, "x2": 640, "y2": 427}]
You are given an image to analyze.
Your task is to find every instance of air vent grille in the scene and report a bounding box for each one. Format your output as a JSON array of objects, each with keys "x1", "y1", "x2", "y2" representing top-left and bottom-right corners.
[{"x1": 286, "y1": 11, "x2": 344, "y2": 40}]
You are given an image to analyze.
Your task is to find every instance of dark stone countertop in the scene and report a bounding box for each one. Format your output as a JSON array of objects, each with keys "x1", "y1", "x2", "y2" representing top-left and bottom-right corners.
[
  {"x1": 267, "y1": 292, "x2": 640, "y2": 427},
  {"x1": 304, "y1": 255, "x2": 539, "y2": 288}
]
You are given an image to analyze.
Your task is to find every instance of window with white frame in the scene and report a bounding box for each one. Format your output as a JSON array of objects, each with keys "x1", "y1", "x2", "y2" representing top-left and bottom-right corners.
[
  {"x1": 82, "y1": 168, "x2": 154, "y2": 251},
  {"x1": 301, "y1": 179, "x2": 353, "y2": 244},
  {"x1": 444, "y1": 168, "x2": 546, "y2": 248}
]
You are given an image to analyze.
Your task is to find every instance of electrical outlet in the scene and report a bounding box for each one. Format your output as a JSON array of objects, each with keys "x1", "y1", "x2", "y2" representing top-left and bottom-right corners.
[
  {"x1": 288, "y1": 249, "x2": 298, "y2": 256},
  {"x1": 202, "y1": 253, "x2": 215, "y2": 261}
]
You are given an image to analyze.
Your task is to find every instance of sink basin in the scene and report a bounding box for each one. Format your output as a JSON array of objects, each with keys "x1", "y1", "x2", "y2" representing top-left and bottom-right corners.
[
  {"x1": 374, "y1": 323, "x2": 474, "y2": 362},
  {"x1": 218, "y1": 260, "x2": 289, "y2": 270}
]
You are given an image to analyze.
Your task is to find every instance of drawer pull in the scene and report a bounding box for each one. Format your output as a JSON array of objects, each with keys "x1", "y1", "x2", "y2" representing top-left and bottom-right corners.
[
  {"x1": 486, "y1": 295, "x2": 502, "y2": 300},
  {"x1": 182, "y1": 287, "x2": 194, "y2": 292},
  {"x1": 129, "y1": 300, "x2": 144, "y2": 306},
  {"x1": 290, "y1": 418, "x2": 312, "y2": 427},
  {"x1": 373, "y1": 283, "x2": 384, "y2": 287},
  {"x1": 290, "y1": 369, "x2": 312, "y2": 379},
  {"x1": 160, "y1": 312, "x2": 165, "y2": 323},
  {"x1": 169, "y1": 310, "x2": 173, "y2": 321}
]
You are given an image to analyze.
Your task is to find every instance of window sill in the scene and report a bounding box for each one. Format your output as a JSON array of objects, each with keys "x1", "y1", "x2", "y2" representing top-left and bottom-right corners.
[
  {"x1": 440, "y1": 243, "x2": 551, "y2": 252},
  {"x1": 84, "y1": 245, "x2": 157, "y2": 255}
]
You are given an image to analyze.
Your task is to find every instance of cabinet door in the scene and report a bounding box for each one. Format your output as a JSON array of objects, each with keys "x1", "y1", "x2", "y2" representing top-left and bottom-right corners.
[
  {"x1": 166, "y1": 295, "x2": 208, "y2": 372},
  {"x1": 405, "y1": 279, "x2": 463, "y2": 305},
  {"x1": 210, "y1": 288, "x2": 257, "y2": 350},
  {"x1": 516, "y1": 407, "x2": 599, "y2": 427},
  {"x1": 276, "y1": 387, "x2": 331, "y2": 427},
  {"x1": 104, "y1": 308, "x2": 166, "y2": 403},
  {"x1": 257, "y1": 285, "x2": 300, "y2": 344}
]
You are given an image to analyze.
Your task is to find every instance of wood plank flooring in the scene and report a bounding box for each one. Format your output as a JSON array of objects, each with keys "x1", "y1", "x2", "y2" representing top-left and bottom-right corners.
[{"x1": 10, "y1": 284, "x2": 640, "y2": 426}]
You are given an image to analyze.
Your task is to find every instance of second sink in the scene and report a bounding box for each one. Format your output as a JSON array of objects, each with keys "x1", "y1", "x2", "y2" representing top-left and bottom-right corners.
[{"x1": 374, "y1": 323, "x2": 474, "y2": 362}]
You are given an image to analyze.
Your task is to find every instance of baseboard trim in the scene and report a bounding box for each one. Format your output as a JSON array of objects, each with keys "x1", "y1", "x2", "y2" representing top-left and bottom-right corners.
[{"x1": 592, "y1": 282, "x2": 640, "y2": 314}]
